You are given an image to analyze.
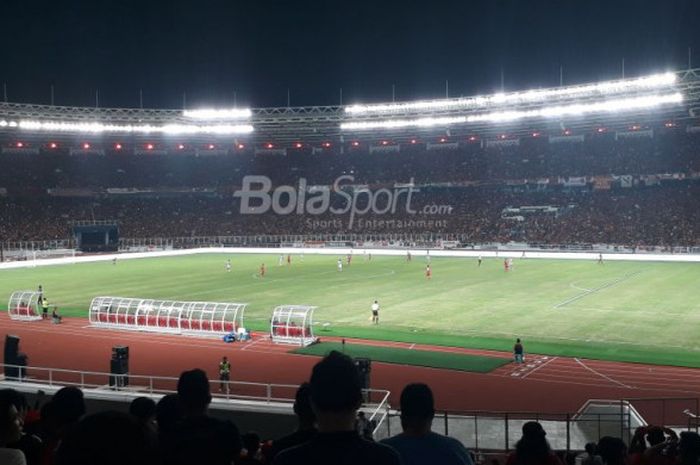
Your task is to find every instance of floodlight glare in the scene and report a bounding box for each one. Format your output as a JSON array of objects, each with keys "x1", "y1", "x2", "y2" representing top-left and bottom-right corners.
[
  {"x1": 340, "y1": 93, "x2": 682, "y2": 130},
  {"x1": 183, "y1": 108, "x2": 252, "y2": 120},
  {"x1": 345, "y1": 72, "x2": 677, "y2": 115},
  {"x1": 17, "y1": 120, "x2": 254, "y2": 135}
]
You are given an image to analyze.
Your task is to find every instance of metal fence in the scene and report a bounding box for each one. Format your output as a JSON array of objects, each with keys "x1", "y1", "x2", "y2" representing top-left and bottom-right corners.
[
  {"x1": 374, "y1": 409, "x2": 635, "y2": 451},
  {"x1": 0, "y1": 362, "x2": 391, "y2": 436}
]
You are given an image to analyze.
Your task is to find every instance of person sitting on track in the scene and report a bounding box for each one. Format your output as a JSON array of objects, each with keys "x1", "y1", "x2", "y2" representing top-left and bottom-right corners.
[{"x1": 52, "y1": 308, "x2": 62, "y2": 324}]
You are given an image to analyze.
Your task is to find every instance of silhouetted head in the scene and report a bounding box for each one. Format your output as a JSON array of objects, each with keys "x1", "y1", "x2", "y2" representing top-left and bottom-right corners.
[
  {"x1": 400, "y1": 383, "x2": 435, "y2": 432},
  {"x1": 310, "y1": 351, "x2": 362, "y2": 413},
  {"x1": 177, "y1": 369, "x2": 212, "y2": 413}
]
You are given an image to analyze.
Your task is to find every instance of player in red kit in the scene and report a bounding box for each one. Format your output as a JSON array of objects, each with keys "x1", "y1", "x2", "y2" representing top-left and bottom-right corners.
[
  {"x1": 347, "y1": 254, "x2": 352, "y2": 266},
  {"x1": 425, "y1": 264, "x2": 432, "y2": 280}
]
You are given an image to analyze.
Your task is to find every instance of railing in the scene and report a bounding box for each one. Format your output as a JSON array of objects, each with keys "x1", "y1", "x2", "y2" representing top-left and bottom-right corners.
[
  {"x1": 624, "y1": 397, "x2": 700, "y2": 430},
  {"x1": 375, "y1": 409, "x2": 638, "y2": 451},
  {"x1": 0, "y1": 362, "x2": 392, "y2": 434}
]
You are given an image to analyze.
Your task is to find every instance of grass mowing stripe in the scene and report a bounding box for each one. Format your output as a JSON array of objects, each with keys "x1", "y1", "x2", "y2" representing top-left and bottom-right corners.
[{"x1": 292, "y1": 342, "x2": 511, "y2": 373}]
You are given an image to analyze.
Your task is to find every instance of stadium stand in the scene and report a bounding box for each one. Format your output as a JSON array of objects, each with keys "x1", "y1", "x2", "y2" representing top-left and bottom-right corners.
[{"x1": 0, "y1": 129, "x2": 699, "y2": 247}]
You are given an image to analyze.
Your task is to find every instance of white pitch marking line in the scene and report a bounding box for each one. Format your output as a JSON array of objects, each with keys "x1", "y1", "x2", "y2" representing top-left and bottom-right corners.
[
  {"x1": 574, "y1": 358, "x2": 635, "y2": 389},
  {"x1": 521, "y1": 356, "x2": 559, "y2": 379},
  {"x1": 570, "y1": 282, "x2": 592, "y2": 292}
]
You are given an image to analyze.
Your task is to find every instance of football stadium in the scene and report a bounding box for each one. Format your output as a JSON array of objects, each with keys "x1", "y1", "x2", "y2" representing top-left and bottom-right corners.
[{"x1": 2, "y1": 4, "x2": 700, "y2": 464}]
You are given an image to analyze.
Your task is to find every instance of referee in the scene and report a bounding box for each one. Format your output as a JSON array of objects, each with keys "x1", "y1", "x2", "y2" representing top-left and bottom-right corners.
[{"x1": 371, "y1": 300, "x2": 380, "y2": 325}]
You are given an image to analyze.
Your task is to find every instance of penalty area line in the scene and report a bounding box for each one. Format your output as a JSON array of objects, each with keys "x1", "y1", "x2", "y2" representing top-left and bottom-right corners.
[{"x1": 554, "y1": 270, "x2": 643, "y2": 309}]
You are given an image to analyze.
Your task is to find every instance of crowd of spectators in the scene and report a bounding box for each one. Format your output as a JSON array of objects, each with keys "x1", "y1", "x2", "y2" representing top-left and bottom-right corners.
[
  {"x1": 2, "y1": 183, "x2": 698, "y2": 247},
  {"x1": 1, "y1": 130, "x2": 699, "y2": 247},
  {"x1": 2, "y1": 351, "x2": 699, "y2": 465},
  {"x1": 1, "y1": 132, "x2": 699, "y2": 190}
]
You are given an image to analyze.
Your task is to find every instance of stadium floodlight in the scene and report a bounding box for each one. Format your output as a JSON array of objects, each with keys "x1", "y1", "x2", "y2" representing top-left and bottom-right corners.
[
  {"x1": 16, "y1": 120, "x2": 254, "y2": 135},
  {"x1": 340, "y1": 93, "x2": 682, "y2": 130},
  {"x1": 341, "y1": 116, "x2": 468, "y2": 130},
  {"x1": 183, "y1": 108, "x2": 252, "y2": 120},
  {"x1": 345, "y1": 72, "x2": 677, "y2": 115}
]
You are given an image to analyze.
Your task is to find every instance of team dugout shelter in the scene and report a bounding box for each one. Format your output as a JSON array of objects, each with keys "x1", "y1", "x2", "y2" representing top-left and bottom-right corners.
[
  {"x1": 8, "y1": 291, "x2": 43, "y2": 321},
  {"x1": 89, "y1": 296, "x2": 247, "y2": 336},
  {"x1": 270, "y1": 305, "x2": 318, "y2": 346}
]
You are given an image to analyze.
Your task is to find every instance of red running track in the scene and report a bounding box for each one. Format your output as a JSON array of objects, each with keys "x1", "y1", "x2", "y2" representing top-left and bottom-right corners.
[{"x1": 2, "y1": 314, "x2": 699, "y2": 420}]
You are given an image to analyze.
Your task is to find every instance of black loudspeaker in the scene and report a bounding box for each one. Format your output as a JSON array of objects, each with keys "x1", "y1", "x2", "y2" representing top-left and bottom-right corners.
[
  {"x1": 6, "y1": 353, "x2": 27, "y2": 380},
  {"x1": 354, "y1": 358, "x2": 371, "y2": 402},
  {"x1": 109, "y1": 358, "x2": 129, "y2": 388},
  {"x1": 4, "y1": 335, "x2": 21, "y2": 379},
  {"x1": 4, "y1": 335, "x2": 19, "y2": 360},
  {"x1": 112, "y1": 346, "x2": 129, "y2": 360}
]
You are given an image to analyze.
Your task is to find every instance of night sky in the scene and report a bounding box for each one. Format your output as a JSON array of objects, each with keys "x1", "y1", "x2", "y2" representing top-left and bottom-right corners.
[{"x1": 2, "y1": 0, "x2": 699, "y2": 109}]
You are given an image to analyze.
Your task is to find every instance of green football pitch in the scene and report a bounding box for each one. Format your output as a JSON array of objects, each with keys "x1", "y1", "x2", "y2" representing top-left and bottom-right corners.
[{"x1": 2, "y1": 253, "x2": 699, "y2": 367}]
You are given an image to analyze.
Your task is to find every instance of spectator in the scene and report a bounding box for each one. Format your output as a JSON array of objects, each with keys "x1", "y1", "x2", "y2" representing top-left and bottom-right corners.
[
  {"x1": 40, "y1": 386, "x2": 86, "y2": 464},
  {"x1": 577, "y1": 442, "x2": 603, "y2": 465},
  {"x1": 162, "y1": 368, "x2": 241, "y2": 465},
  {"x1": 628, "y1": 427, "x2": 648, "y2": 465},
  {"x1": 268, "y1": 382, "x2": 317, "y2": 462},
  {"x1": 356, "y1": 411, "x2": 371, "y2": 440},
  {"x1": 129, "y1": 397, "x2": 157, "y2": 431},
  {"x1": 23, "y1": 391, "x2": 45, "y2": 432},
  {"x1": 0, "y1": 389, "x2": 26, "y2": 465},
  {"x1": 506, "y1": 421, "x2": 563, "y2": 465},
  {"x1": 596, "y1": 436, "x2": 627, "y2": 465},
  {"x1": 155, "y1": 393, "x2": 182, "y2": 435},
  {"x1": 51, "y1": 387, "x2": 85, "y2": 427},
  {"x1": 273, "y1": 350, "x2": 400, "y2": 465},
  {"x1": 34, "y1": 401, "x2": 60, "y2": 465},
  {"x1": 381, "y1": 383, "x2": 474, "y2": 465},
  {"x1": 239, "y1": 432, "x2": 263, "y2": 465},
  {"x1": 55, "y1": 411, "x2": 156, "y2": 465},
  {"x1": 2, "y1": 390, "x2": 42, "y2": 465},
  {"x1": 644, "y1": 426, "x2": 678, "y2": 465},
  {"x1": 678, "y1": 432, "x2": 700, "y2": 465}
]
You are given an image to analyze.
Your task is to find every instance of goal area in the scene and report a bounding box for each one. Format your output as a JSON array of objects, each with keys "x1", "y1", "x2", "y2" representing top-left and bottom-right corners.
[
  {"x1": 270, "y1": 305, "x2": 318, "y2": 346},
  {"x1": 89, "y1": 296, "x2": 247, "y2": 336},
  {"x1": 8, "y1": 291, "x2": 43, "y2": 321}
]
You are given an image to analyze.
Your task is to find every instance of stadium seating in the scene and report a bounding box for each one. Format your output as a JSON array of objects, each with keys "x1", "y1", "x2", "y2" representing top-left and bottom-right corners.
[{"x1": 0, "y1": 131, "x2": 698, "y2": 247}]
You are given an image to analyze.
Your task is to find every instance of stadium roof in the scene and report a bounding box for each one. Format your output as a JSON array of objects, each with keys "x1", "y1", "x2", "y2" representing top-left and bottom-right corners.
[{"x1": 1, "y1": 69, "x2": 699, "y2": 144}]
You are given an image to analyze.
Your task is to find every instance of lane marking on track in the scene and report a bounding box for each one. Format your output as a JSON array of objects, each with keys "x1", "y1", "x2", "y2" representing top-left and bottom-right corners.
[
  {"x1": 574, "y1": 357, "x2": 635, "y2": 389},
  {"x1": 241, "y1": 337, "x2": 266, "y2": 351},
  {"x1": 408, "y1": 343, "x2": 416, "y2": 350},
  {"x1": 521, "y1": 356, "x2": 559, "y2": 379},
  {"x1": 554, "y1": 270, "x2": 643, "y2": 309}
]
